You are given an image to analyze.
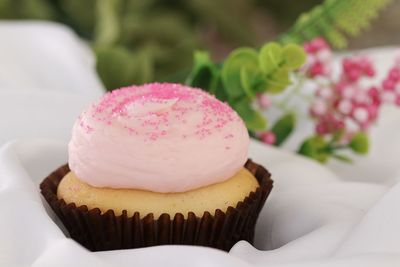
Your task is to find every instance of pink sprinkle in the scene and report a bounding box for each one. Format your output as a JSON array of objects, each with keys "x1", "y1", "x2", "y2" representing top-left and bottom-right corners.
[
  {"x1": 224, "y1": 134, "x2": 234, "y2": 139},
  {"x1": 86, "y1": 82, "x2": 242, "y2": 141}
]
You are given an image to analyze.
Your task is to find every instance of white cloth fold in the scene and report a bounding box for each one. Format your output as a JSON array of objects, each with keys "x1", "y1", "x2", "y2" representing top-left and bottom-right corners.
[{"x1": 1, "y1": 21, "x2": 400, "y2": 266}]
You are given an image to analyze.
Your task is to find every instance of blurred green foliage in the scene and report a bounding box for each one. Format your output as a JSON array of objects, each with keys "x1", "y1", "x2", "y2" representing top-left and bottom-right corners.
[
  {"x1": 279, "y1": 0, "x2": 393, "y2": 48},
  {"x1": 0, "y1": 0, "x2": 323, "y2": 90}
]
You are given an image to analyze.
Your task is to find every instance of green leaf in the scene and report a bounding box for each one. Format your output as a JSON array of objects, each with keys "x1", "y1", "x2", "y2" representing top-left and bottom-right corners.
[
  {"x1": 95, "y1": 46, "x2": 139, "y2": 90},
  {"x1": 331, "y1": 129, "x2": 345, "y2": 143},
  {"x1": 94, "y1": 0, "x2": 121, "y2": 46},
  {"x1": 298, "y1": 136, "x2": 329, "y2": 163},
  {"x1": 349, "y1": 132, "x2": 369, "y2": 154},
  {"x1": 265, "y1": 68, "x2": 291, "y2": 94},
  {"x1": 221, "y1": 48, "x2": 259, "y2": 99},
  {"x1": 185, "y1": 51, "x2": 220, "y2": 93},
  {"x1": 281, "y1": 44, "x2": 307, "y2": 70},
  {"x1": 215, "y1": 82, "x2": 229, "y2": 103},
  {"x1": 271, "y1": 113, "x2": 296, "y2": 146},
  {"x1": 259, "y1": 42, "x2": 283, "y2": 75},
  {"x1": 240, "y1": 65, "x2": 266, "y2": 98},
  {"x1": 332, "y1": 154, "x2": 353, "y2": 163},
  {"x1": 234, "y1": 98, "x2": 267, "y2": 131}
]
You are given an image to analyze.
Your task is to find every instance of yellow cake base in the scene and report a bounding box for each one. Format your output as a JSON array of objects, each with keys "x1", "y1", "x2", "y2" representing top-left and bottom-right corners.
[{"x1": 57, "y1": 168, "x2": 259, "y2": 218}]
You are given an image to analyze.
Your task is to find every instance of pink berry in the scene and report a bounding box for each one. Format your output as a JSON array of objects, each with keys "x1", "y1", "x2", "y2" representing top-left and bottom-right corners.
[{"x1": 260, "y1": 131, "x2": 276, "y2": 145}]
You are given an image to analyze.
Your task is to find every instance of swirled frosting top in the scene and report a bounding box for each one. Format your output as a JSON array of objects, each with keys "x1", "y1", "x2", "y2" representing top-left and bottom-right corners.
[{"x1": 68, "y1": 83, "x2": 249, "y2": 193}]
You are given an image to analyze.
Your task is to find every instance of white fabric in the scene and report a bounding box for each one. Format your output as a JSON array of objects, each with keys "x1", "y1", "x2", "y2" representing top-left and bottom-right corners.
[{"x1": 1, "y1": 21, "x2": 400, "y2": 267}]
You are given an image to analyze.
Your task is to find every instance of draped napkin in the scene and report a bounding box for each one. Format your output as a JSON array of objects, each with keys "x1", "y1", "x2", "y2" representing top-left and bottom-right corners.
[{"x1": 1, "y1": 21, "x2": 400, "y2": 267}]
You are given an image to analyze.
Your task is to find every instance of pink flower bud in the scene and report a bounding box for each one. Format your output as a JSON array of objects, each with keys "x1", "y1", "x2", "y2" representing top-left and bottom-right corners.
[
  {"x1": 316, "y1": 87, "x2": 333, "y2": 99},
  {"x1": 315, "y1": 122, "x2": 328, "y2": 135},
  {"x1": 365, "y1": 66, "x2": 375, "y2": 77},
  {"x1": 335, "y1": 120, "x2": 345, "y2": 130},
  {"x1": 306, "y1": 54, "x2": 316, "y2": 66},
  {"x1": 309, "y1": 61, "x2": 325, "y2": 77},
  {"x1": 310, "y1": 100, "x2": 328, "y2": 117},
  {"x1": 342, "y1": 86, "x2": 355, "y2": 99},
  {"x1": 354, "y1": 91, "x2": 369, "y2": 104},
  {"x1": 359, "y1": 58, "x2": 373, "y2": 71},
  {"x1": 342, "y1": 59, "x2": 353, "y2": 73},
  {"x1": 382, "y1": 79, "x2": 395, "y2": 90},
  {"x1": 368, "y1": 87, "x2": 381, "y2": 104},
  {"x1": 353, "y1": 107, "x2": 369, "y2": 123},
  {"x1": 358, "y1": 121, "x2": 370, "y2": 130},
  {"x1": 347, "y1": 68, "x2": 361, "y2": 82},
  {"x1": 312, "y1": 37, "x2": 329, "y2": 50},
  {"x1": 257, "y1": 94, "x2": 271, "y2": 110},
  {"x1": 335, "y1": 82, "x2": 347, "y2": 93},
  {"x1": 337, "y1": 99, "x2": 353, "y2": 115},
  {"x1": 389, "y1": 67, "x2": 400, "y2": 82},
  {"x1": 317, "y1": 49, "x2": 332, "y2": 62},
  {"x1": 381, "y1": 91, "x2": 396, "y2": 104},
  {"x1": 368, "y1": 87, "x2": 379, "y2": 97},
  {"x1": 366, "y1": 104, "x2": 379, "y2": 120},
  {"x1": 259, "y1": 131, "x2": 276, "y2": 145},
  {"x1": 303, "y1": 42, "x2": 314, "y2": 54}
]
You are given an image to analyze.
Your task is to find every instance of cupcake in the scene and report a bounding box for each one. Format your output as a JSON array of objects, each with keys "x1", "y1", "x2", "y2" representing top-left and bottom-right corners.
[{"x1": 41, "y1": 83, "x2": 273, "y2": 251}]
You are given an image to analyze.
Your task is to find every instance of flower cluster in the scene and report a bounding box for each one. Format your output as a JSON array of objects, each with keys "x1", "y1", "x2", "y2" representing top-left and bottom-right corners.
[
  {"x1": 303, "y1": 37, "x2": 332, "y2": 78},
  {"x1": 299, "y1": 38, "x2": 400, "y2": 162},
  {"x1": 253, "y1": 37, "x2": 400, "y2": 162},
  {"x1": 381, "y1": 65, "x2": 400, "y2": 106},
  {"x1": 310, "y1": 56, "x2": 378, "y2": 137}
]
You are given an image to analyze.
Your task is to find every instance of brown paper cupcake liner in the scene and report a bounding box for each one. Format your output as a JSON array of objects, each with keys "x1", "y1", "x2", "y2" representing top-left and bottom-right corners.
[{"x1": 40, "y1": 159, "x2": 273, "y2": 252}]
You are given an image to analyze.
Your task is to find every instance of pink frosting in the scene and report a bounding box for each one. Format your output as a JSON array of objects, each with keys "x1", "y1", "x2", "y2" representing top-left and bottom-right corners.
[{"x1": 68, "y1": 83, "x2": 249, "y2": 193}]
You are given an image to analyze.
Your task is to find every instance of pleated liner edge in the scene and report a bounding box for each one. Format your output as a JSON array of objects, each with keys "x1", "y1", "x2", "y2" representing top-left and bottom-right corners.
[{"x1": 40, "y1": 159, "x2": 273, "y2": 252}]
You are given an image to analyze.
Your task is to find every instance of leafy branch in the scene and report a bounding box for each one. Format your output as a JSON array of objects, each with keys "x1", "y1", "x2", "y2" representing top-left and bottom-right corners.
[{"x1": 279, "y1": 0, "x2": 393, "y2": 48}]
